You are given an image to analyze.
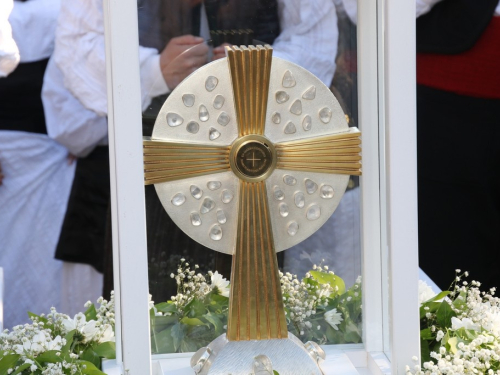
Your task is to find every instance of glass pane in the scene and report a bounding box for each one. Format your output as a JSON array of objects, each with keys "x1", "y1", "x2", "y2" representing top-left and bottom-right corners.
[{"x1": 139, "y1": 0, "x2": 361, "y2": 354}]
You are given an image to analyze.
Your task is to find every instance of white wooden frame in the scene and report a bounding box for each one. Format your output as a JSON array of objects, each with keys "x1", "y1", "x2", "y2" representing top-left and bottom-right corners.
[{"x1": 102, "y1": 0, "x2": 420, "y2": 373}]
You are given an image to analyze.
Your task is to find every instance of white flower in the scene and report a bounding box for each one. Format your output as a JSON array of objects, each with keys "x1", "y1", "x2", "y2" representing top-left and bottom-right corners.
[
  {"x1": 418, "y1": 280, "x2": 437, "y2": 305},
  {"x1": 436, "y1": 330, "x2": 444, "y2": 341},
  {"x1": 451, "y1": 317, "x2": 480, "y2": 331},
  {"x1": 61, "y1": 313, "x2": 100, "y2": 343},
  {"x1": 211, "y1": 271, "x2": 230, "y2": 297},
  {"x1": 97, "y1": 324, "x2": 115, "y2": 343},
  {"x1": 324, "y1": 308, "x2": 343, "y2": 330}
]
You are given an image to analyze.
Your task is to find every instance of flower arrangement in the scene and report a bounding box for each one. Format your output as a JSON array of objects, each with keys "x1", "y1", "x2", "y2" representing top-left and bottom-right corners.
[
  {"x1": 150, "y1": 260, "x2": 362, "y2": 354},
  {"x1": 1, "y1": 261, "x2": 362, "y2": 373},
  {"x1": 0, "y1": 294, "x2": 116, "y2": 374},
  {"x1": 408, "y1": 271, "x2": 500, "y2": 374}
]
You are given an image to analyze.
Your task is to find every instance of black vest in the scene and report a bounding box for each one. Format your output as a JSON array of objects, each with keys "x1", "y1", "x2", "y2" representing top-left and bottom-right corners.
[
  {"x1": 417, "y1": 0, "x2": 499, "y2": 54},
  {"x1": 137, "y1": 0, "x2": 280, "y2": 51}
]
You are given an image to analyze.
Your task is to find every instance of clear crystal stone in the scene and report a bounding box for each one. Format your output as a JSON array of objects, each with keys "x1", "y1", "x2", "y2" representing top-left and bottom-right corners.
[
  {"x1": 182, "y1": 94, "x2": 195, "y2": 107},
  {"x1": 272, "y1": 112, "x2": 281, "y2": 124},
  {"x1": 320, "y1": 185, "x2": 335, "y2": 199},
  {"x1": 276, "y1": 91, "x2": 290, "y2": 104},
  {"x1": 282, "y1": 70, "x2": 296, "y2": 88},
  {"x1": 217, "y1": 112, "x2": 230, "y2": 126},
  {"x1": 210, "y1": 225, "x2": 222, "y2": 240},
  {"x1": 305, "y1": 179, "x2": 318, "y2": 194},
  {"x1": 302, "y1": 86, "x2": 316, "y2": 100},
  {"x1": 279, "y1": 202, "x2": 289, "y2": 217},
  {"x1": 273, "y1": 186, "x2": 285, "y2": 201},
  {"x1": 205, "y1": 76, "x2": 218, "y2": 92},
  {"x1": 287, "y1": 221, "x2": 299, "y2": 236},
  {"x1": 171, "y1": 193, "x2": 186, "y2": 206},
  {"x1": 213, "y1": 95, "x2": 225, "y2": 109},
  {"x1": 283, "y1": 174, "x2": 297, "y2": 186},
  {"x1": 207, "y1": 181, "x2": 222, "y2": 190},
  {"x1": 294, "y1": 192, "x2": 305, "y2": 208},
  {"x1": 199, "y1": 105, "x2": 209, "y2": 122},
  {"x1": 190, "y1": 185, "x2": 203, "y2": 199},
  {"x1": 190, "y1": 212, "x2": 202, "y2": 226},
  {"x1": 319, "y1": 107, "x2": 332, "y2": 123},
  {"x1": 200, "y1": 197, "x2": 216, "y2": 214},
  {"x1": 221, "y1": 189, "x2": 233, "y2": 204},
  {"x1": 290, "y1": 99, "x2": 302, "y2": 115},
  {"x1": 166, "y1": 113, "x2": 183, "y2": 127},
  {"x1": 306, "y1": 204, "x2": 321, "y2": 221},
  {"x1": 216, "y1": 209, "x2": 226, "y2": 224},
  {"x1": 186, "y1": 121, "x2": 199, "y2": 134},
  {"x1": 284, "y1": 121, "x2": 296, "y2": 134},
  {"x1": 253, "y1": 355, "x2": 274, "y2": 375},
  {"x1": 302, "y1": 115, "x2": 312, "y2": 131},
  {"x1": 209, "y1": 127, "x2": 221, "y2": 140}
]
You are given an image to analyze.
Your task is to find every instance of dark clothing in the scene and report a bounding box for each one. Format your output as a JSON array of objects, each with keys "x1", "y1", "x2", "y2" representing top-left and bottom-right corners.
[
  {"x1": 417, "y1": 1, "x2": 500, "y2": 291},
  {"x1": 0, "y1": 59, "x2": 49, "y2": 134},
  {"x1": 416, "y1": 0, "x2": 498, "y2": 54},
  {"x1": 417, "y1": 86, "x2": 500, "y2": 291},
  {"x1": 55, "y1": 146, "x2": 110, "y2": 273}
]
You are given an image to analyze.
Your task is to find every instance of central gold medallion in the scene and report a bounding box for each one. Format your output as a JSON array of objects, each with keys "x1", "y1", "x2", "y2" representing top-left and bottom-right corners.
[{"x1": 229, "y1": 134, "x2": 276, "y2": 182}]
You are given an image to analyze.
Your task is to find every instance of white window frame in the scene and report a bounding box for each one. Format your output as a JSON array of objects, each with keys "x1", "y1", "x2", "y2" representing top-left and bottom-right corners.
[{"x1": 102, "y1": 0, "x2": 420, "y2": 373}]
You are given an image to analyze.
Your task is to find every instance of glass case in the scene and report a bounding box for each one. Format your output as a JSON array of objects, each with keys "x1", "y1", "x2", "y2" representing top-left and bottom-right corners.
[{"x1": 101, "y1": 0, "x2": 420, "y2": 373}]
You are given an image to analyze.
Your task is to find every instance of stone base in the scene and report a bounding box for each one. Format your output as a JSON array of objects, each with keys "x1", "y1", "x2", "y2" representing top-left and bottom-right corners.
[{"x1": 191, "y1": 332, "x2": 325, "y2": 375}]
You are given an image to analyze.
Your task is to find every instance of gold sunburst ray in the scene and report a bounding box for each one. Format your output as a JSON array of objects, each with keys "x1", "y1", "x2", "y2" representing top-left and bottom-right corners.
[{"x1": 143, "y1": 138, "x2": 230, "y2": 185}]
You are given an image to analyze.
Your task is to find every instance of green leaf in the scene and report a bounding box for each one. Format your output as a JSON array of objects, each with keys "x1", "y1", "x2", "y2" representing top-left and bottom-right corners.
[
  {"x1": 309, "y1": 271, "x2": 346, "y2": 295},
  {"x1": 28, "y1": 311, "x2": 48, "y2": 324},
  {"x1": 420, "y1": 339, "x2": 431, "y2": 364},
  {"x1": 81, "y1": 348, "x2": 100, "y2": 368},
  {"x1": 36, "y1": 350, "x2": 63, "y2": 364},
  {"x1": 78, "y1": 360, "x2": 106, "y2": 374},
  {"x1": 11, "y1": 363, "x2": 30, "y2": 375},
  {"x1": 84, "y1": 304, "x2": 98, "y2": 321},
  {"x1": 273, "y1": 371, "x2": 280, "y2": 375},
  {"x1": 94, "y1": 341, "x2": 116, "y2": 359},
  {"x1": 62, "y1": 330, "x2": 76, "y2": 353},
  {"x1": 181, "y1": 317, "x2": 205, "y2": 326},
  {"x1": 152, "y1": 327, "x2": 176, "y2": 354},
  {"x1": 203, "y1": 312, "x2": 223, "y2": 334},
  {"x1": 0, "y1": 354, "x2": 20, "y2": 375},
  {"x1": 155, "y1": 302, "x2": 178, "y2": 314},
  {"x1": 171, "y1": 323, "x2": 186, "y2": 352},
  {"x1": 185, "y1": 298, "x2": 206, "y2": 318},
  {"x1": 180, "y1": 338, "x2": 200, "y2": 353},
  {"x1": 436, "y1": 301, "x2": 456, "y2": 328},
  {"x1": 426, "y1": 291, "x2": 450, "y2": 303},
  {"x1": 420, "y1": 328, "x2": 434, "y2": 340},
  {"x1": 419, "y1": 301, "x2": 442, "y2": 320}
]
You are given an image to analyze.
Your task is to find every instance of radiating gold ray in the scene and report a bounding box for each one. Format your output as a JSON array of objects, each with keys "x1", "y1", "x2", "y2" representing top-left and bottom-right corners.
[
  {"x1": 275, "y1": 128, "x2": 363, "y2": 176},
  {"x1": 226, "y1": 45, "x2": 273, "y2": 137},
  {"x1": 227, "y1": 181, "x2": 287, "y2": 341},
  {"x1": 143, "y1": 137, "x2": 230, "y2": 185}
]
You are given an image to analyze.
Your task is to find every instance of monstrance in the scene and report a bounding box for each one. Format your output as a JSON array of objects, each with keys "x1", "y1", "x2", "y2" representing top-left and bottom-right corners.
[{"x1": 143, "y1": 45, "x2": 362, "y2": 375}]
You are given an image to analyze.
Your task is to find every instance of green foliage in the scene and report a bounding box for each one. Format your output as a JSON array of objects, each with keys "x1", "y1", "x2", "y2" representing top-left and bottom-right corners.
[{"x1": 151, "y1": 265, "x2": 362, "y2": 354}]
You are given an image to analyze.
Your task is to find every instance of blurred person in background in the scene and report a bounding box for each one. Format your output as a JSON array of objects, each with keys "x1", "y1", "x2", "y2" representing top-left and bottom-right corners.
[
  {"x1": 0, "y1": 0, "x2": 76, "y2": 328},
  {"x1": 417, "y1": 0, "x2": 500, "y2": 290},
  {"x1": 340, "y1": 0, "x2": 500, "y2": 290},
  {"x1": 43, "y1": 0, "x2": 340, "y2": 303}
]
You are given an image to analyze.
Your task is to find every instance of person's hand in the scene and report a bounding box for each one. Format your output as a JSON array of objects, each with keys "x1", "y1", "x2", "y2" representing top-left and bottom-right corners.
[
  {"x1": 212, "y1": 43, "x2": 231, "y2": 61},
  {"x1": 160, "y1": 35, "x2": 209, "y2": 89}
]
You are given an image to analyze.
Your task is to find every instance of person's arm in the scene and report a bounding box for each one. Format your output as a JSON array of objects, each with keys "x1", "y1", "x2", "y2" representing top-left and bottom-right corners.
[
  {"x1": 0, "y1": 0, "x2": 19, "y2": 77},
  {"x1": 53, "y1": 0, "x2": 170, "y2": 116},
  {"x1": 272, "y1": 0, "x2": 339, "y2": 86}
]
